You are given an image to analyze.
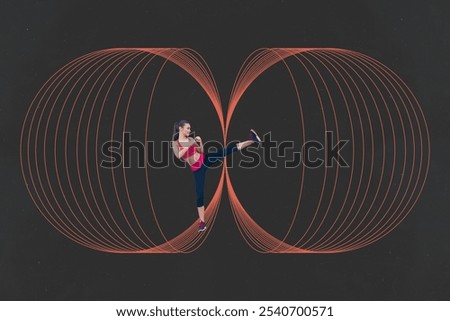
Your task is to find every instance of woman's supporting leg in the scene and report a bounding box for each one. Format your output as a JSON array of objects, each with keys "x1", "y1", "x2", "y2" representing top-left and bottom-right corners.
[
  {"x1": 193, "y1": 166, "x2": 207, "y2": 222},
  {"x1": 196, "y1": 206, "x2": 205, "y2": 223}
]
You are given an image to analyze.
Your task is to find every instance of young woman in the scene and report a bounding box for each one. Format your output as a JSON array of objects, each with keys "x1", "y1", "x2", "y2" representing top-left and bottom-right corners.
[{"x1": 172, "y1": 120, "x2": 261, "y2": 232}]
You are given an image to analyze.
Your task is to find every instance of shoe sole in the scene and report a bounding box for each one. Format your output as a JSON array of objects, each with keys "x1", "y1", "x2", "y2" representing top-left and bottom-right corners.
[
  {"x1": 250, "y1": 129, "x2": 261, "y2": 143},
  {"x1": 198, "y1": 227, "x2": 207, "y2": 232}
]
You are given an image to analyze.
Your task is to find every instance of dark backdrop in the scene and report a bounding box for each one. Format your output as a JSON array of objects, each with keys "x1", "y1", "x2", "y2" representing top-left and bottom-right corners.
[{"x1": 1, "y1": 0, "x2": 449, "y2": 300}]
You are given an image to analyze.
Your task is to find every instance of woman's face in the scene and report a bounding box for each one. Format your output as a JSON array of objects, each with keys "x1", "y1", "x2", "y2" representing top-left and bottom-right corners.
[{"x1": 179, "y1": 123, "x2": 191, "y2": 137}]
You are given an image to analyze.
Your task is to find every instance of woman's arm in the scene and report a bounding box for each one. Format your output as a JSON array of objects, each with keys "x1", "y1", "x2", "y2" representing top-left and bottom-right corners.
[
  {"x1": 172, "y1": 139, "x2": 196, "y2": 159},
  {"x1": 194, "y1": 136, "x2": 204, "y2": 153}
]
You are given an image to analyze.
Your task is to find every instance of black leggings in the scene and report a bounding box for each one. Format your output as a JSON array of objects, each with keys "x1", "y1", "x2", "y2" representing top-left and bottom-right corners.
[{"x1": 193, "y1": 142, "x2": 238, "y2": 207}]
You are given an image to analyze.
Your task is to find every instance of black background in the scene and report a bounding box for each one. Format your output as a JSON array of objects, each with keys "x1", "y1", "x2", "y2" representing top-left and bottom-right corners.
[{"x1": 1, "y1": 0, "x2": 450, "y2": 300}]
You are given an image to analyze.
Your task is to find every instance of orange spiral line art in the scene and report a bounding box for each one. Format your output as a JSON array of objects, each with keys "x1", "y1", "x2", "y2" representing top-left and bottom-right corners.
[{"x1": 20, "y1": 48, "x2": 430, "y2": 254}]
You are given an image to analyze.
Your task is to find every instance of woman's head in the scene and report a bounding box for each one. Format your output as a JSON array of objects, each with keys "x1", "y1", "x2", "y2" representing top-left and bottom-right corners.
[{"x1": 173, "y1": 120, "x2": 191, "y2": 140}]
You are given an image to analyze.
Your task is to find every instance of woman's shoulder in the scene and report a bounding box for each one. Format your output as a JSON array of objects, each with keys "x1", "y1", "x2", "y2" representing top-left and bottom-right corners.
[
  {"x1": 176, "y1": 137, "x2": 193, "y2": 142},
  {"x1": 178, "y1": 137, "x2": 194, "y2": 142},
  {"x1": 173, "y1": 138, "x2": 193, "y2": 146}
]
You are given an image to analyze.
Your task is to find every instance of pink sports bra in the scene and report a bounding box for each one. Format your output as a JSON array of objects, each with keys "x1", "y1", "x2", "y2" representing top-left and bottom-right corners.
[
  {"x1": 177, "y1": 140, "x2": 204, "y2": 171},
  {"x1": 177, "y1": 140, "x2": 196, "y2": 159}
]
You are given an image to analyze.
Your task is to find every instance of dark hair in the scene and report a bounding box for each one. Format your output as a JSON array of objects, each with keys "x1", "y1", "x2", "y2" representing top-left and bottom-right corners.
[{"x1": 172, "y1": 120, "x2": 189, "y2": 140}]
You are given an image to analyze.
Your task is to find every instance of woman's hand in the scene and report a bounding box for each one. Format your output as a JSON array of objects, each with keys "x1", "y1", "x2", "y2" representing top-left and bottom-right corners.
[{"x1": 194, "y1": 136, "x2": 203, "y2": 153}]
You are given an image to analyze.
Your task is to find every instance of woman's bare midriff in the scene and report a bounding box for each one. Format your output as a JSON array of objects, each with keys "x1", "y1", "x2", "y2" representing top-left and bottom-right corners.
[{"x1": 184, "y1": 152, "x2": 200, "y2": 166}]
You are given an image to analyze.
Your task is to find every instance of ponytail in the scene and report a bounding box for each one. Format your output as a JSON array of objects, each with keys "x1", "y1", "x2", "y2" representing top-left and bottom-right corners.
[{"x1": 172, "y1": 121, "x2": 179, "y2": 140}]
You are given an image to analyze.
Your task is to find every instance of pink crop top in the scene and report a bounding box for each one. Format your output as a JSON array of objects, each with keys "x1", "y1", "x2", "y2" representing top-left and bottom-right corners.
[
  {"x1": 178, "y1": 140, "x2": 197, "y2": 159},
  {"x1": 177, "y1": 140, "x2": 204, "y2": 171}
]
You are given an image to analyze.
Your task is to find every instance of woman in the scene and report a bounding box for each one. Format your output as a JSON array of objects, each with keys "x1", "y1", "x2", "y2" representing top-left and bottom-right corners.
[{"x1": 172, "y1": 120, "x2": 261, "y2": 232}]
